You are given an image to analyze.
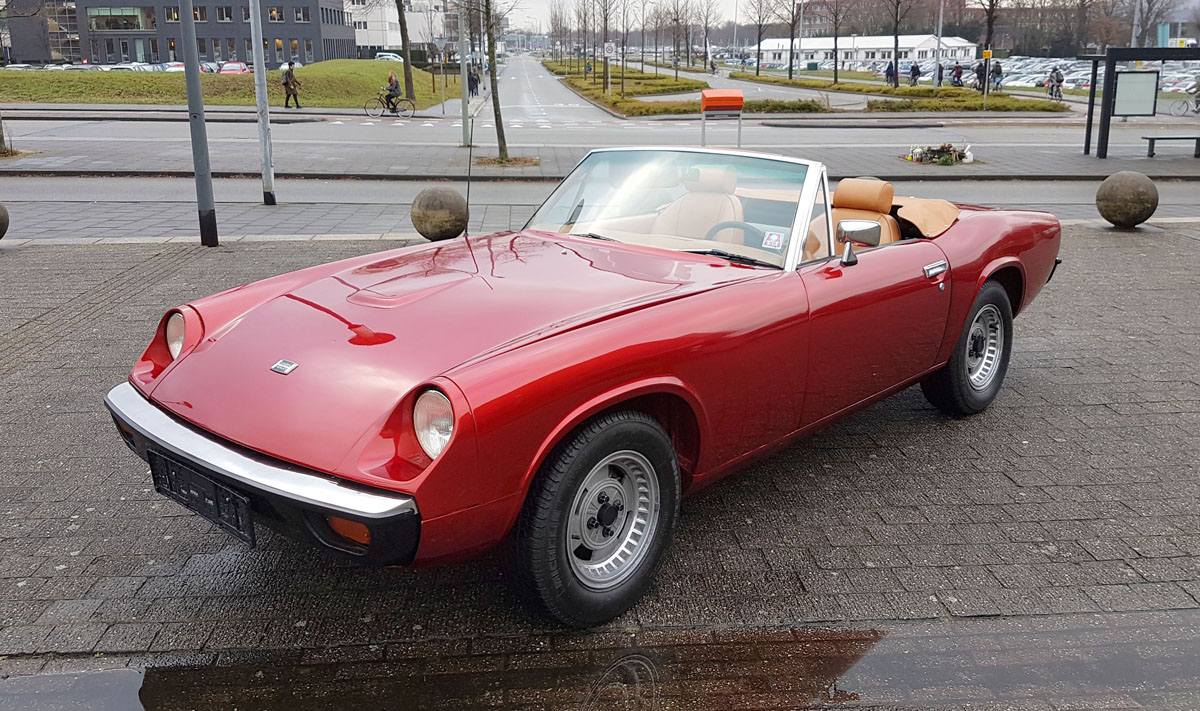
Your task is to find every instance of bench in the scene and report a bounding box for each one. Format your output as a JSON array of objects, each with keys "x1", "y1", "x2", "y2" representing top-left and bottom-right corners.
[{"x1": 1142, "y1": 135, "x2": 1200, "y2": 158}]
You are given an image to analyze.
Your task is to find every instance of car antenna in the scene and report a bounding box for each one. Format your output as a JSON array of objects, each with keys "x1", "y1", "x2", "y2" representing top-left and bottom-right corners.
[{"x1": 464, "y1": 117, "x2": 474, "y2": 237}]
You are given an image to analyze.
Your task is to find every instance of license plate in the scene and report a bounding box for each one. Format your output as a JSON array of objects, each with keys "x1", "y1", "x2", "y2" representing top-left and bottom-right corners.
[{"x1": 149, "y1": 451, "x2": 256, "y2": 545}]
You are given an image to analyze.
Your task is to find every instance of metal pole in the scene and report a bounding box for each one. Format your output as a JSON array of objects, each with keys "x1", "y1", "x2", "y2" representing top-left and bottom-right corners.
[
  {"x1": 178, "y1": 0, "x2": 218, "y2": 246},
  {"x1": 701, "y1": 112, "x2": 706, "y2": 146},
  {"x1": 1083, "y1": 58, "x2": 1099, "y2": 155},
  {"x1": 736, "y1": 112, "x2": 742, "y2": 148},
  {"x1": 248, "y1": 0, "x2": 275, "y2": 205},
  {"x1": 934, "y1": 0, "x2": 944, "y2": 86},
  {"x1": 459, "y1": 1, "x2": 469, "y2": 147},
  {"x1": 1096, "y1": 50, "x2": 1117, "y2": 159}
]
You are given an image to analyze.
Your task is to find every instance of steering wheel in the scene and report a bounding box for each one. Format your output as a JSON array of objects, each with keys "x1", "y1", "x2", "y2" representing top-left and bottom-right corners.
[{"x1": 704, "y1": 221, "x2": 765, "y2": 244}]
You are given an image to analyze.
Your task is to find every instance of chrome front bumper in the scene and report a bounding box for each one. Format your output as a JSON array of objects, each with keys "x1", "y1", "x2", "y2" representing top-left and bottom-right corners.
[{"x1": 105, "y1": 382, "x2": 420, "y2": 565}]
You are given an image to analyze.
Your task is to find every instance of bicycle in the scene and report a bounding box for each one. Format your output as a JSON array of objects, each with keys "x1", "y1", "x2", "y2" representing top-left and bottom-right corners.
[
  {"x1": 1168, "y1": 97, "x2": 1200, "y2": 117},
  {"x1": 364, "y1": 88, "x2": 415, "y2": 118},
  {"x1": 1046, "y1": 82, "x2": 1063, "y2": 102}
]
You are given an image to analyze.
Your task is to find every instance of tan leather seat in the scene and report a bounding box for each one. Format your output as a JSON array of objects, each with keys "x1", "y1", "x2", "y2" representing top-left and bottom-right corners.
[
  {"x1": 651, "y1": 167, "x2": 744, "y2": 244},
  {"x1": 830, "y1": 178, "x2": 901, "y2": 252}
]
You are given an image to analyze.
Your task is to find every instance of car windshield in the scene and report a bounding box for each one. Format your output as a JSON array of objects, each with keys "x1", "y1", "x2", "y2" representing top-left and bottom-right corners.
[{"x1": 525, "y1": 149, "x2": 810, "y2": 268}]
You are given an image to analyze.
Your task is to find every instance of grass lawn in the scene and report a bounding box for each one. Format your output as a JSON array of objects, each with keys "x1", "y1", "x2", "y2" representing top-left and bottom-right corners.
[
  {"x1": 0, "y1": 60, "x2": 459, "y2": 109},
  {"x1": 544, "y1": 59, "x2": 828, "y2": 116}
]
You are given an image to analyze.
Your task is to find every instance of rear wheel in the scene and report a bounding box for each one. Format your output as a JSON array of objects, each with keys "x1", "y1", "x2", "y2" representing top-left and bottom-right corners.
[
  {"x1": 921, "y1": 280, "x2": 1013, "y2": 416},
  {"x1": 364, "y1": 98, "x2": 386, "y2": 118},
  {"x1": 511, "y1": 410, "x2": 680, "y2": 628},
  {"x1": 395, "y1": 98, "x2": 416, "y2": 119}
]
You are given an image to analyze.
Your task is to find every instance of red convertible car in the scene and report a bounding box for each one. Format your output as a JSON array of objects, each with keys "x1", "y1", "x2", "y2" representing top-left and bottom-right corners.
[{"x1": 106, "y1": 148, "x2": 1061, "y2": 626}]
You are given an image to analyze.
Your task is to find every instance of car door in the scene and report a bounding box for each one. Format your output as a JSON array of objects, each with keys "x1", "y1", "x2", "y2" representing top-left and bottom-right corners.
[{"x1": 799, "y1": 239, "x2": 951, "y2": 426}]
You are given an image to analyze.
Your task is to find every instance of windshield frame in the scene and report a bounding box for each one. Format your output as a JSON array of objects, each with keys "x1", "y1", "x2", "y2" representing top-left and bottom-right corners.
[{"x1": 523, "y1": 147, "x2": 825, "y2": 271}]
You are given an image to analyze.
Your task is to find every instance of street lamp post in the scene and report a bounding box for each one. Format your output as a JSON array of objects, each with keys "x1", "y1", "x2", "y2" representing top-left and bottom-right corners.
[
  {"x1": 934, "y1": 0, "x2": 944, "y2": 86},
  {"x1": 178, "y1": 0, "x2": 218, "y2": 246}
]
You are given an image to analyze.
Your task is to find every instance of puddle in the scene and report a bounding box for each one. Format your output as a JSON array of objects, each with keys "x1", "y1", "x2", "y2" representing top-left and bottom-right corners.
[{"x1": 6, "y1": 612, "x2": 1200, "y2": 710}]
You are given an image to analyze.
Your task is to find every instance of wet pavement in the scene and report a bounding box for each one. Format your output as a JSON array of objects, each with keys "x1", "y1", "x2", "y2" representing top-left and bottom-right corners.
[{"x1": 6, "y1": 611, "x2": 1200, "y2": 709}]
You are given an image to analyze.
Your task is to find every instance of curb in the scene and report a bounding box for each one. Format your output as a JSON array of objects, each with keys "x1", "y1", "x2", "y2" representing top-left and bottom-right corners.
[
  {"x1": 5, "y1": 113, "x2": 324, "y2": 124},
  {"x1": 4, "y1": 169, "x2": 1200, "y2": 182}
]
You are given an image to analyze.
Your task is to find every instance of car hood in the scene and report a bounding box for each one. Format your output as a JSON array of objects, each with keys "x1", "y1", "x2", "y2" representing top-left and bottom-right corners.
[{"x1": 148, "y1": 230, "x2": 757, "y2": 473}]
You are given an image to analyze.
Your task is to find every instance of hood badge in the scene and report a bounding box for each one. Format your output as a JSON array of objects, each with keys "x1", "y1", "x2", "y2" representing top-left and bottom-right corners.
[{"x1": 270, "y1": 359, "x2": 299, "y2": 375}]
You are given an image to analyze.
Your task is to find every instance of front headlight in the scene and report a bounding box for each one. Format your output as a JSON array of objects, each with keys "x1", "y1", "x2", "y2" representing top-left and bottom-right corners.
[
  {"x1": 165, "y1": 312, "x2": 186, "y2": 360},
  {"x1": 413, "y1": 389, "x2": 454, "y2": 459}
]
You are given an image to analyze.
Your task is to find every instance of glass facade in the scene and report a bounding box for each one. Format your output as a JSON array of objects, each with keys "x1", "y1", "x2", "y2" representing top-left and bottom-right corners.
[
  {"x1": 45, "y1": 0, "x2": 82, "y2": 62},
  {"x1": 86, "y1": 7, "x2": 156, "y2": 31}
]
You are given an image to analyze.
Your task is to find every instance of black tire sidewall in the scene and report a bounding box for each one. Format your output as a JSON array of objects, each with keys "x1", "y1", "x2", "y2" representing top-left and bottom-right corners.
[
  {"x1": 950, "y1": 281, "x2": 1014, "y2": 413},
  {"x1": 528, "y1": 413, "x2": 680, "y2": 627}
]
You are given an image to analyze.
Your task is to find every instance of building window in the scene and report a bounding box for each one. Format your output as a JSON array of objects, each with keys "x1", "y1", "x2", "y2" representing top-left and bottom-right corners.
[
  {"x1": 304, "y1": 38, "x2": 313, "y2": 62},
  {"x1": 275, "y1": 37, "x2": 283, "y2": 59},
  {"x1": 244, "y1": 37, "x2": 251, "y2": 58},
  {"x1": 167, "y1": 37, "x2": 176, "y2": 60},
  {"x1": 193, "y1": 6, "x2": 206, "y2": 21},
  {"x1": 227, "y1": 38, "x2": 235, "y2": 58},
  {"x1": 216, "y1": 5, "x2": 232, "y2": 21},
  {"x1": 87, "y1": 7, "x2": 158, "y2": 31},
  {"x1": 213, "y1": 38, "x2": 222, "y2": 59},
  {"x1": 242, "y1": 5, "x2": 249, "y2": 20},
  {"x1": 149, "y1": 37, "x2": 159, "y2": 61},
  {"x1": 198, "y1": 37, "x2": 207, "y2": 56},
  {"x1": 353, "y1": 20, "x2": 366, "y2": 29},
  {"x1": 267, "y1": 6, "x2": 284, "y2": 21},
  {"x1": 164, "y1": 6, "x2": 179, "y2": 21},
  {"x1": 294, "y1": 6, "x2": 308, "y2": 21}
]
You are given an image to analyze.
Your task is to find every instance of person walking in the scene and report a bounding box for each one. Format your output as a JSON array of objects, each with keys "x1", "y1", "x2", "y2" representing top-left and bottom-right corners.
[
  {"x1": 467, "y1": 69, "x2": 478, "y2": 97},
  {"x1": 282, "y1": 61, "x2": 302, "y2": 108},
  {"x1": 952, "y1": 62, "x2": 964, "y2": 87},
  {"x1": 990, "y1": 60, "x2": 1003, "y2": 90},
  {"x1": 937, "y1": 63, "x2": 944, "y2": 86},
  {"x1": 884, "y1": 60, "x2": 896, "y2": 87}
]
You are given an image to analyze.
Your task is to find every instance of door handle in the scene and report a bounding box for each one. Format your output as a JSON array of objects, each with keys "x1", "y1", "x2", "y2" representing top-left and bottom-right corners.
[{"x1": 923, "y1": 260, "x2": 948, "y2": 278}]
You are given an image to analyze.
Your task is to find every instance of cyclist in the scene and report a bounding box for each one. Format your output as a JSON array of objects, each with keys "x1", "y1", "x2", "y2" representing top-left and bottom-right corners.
[
  {"x1": 384, "y1": 70, "x2": 402, "y2": 112},
  {"x1": 973, "y1": 61, "x2": 986, "y2": 91},
  {"x1": 951, "y1": 62, "x2": 964, "y2": 87},
  {"x1": 1188, "y1": 72, "x2": 1200, "y2": 111},
  {"x1": 909, "y1": 62, "x2": 921, "y2": 86},
  {"x1": 1046, "y1": 65, "x2": 1064, "y2": 100},
  {"x1": 710, "y1": 58, "x2": 717, "y2": 74}
]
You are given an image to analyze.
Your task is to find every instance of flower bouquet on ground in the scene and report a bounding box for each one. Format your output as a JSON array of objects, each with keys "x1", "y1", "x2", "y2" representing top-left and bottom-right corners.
[{"x1": 902, "y1": 143, "x2": 974, "y2": 165}]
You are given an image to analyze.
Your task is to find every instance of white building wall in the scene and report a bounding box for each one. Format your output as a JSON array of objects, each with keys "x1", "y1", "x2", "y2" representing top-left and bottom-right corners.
[
  {"x1": 756, "y1": 34, "x2": 977, "y2": 64},
  {"x1": 345, "y1": 0, "x2": 445, "y2": 51}
]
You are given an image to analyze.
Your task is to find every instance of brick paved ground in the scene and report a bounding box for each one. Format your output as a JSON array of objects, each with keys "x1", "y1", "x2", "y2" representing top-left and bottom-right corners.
[{"x1": 0, "y1": 221, "x2": 1199, "y2": 691}]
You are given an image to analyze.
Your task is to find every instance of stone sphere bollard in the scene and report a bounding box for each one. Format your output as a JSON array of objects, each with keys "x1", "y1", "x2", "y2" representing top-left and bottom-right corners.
[
  {"x1": 0, "y1": 202, "x2": 8, "y2": 240},
  {"x1": 1096, "y1": 171, "x2": 1158, "y2": 229},
  {"x1": 410, "y1": 187, "x2": 468, "y2": 241}
]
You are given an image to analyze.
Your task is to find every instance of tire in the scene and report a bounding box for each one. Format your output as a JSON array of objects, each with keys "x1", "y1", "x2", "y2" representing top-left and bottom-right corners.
[
  {"x1": 364, "y1": 98, "x2": 385, "y2": 118},
  {"x1": 920, "y1": 280, "x2": 1014, "y2": 417},
  {"x1": 396, "y1": 99, "x2": 415, "y2": 119},
  {"x1": 511, "y1": 410, "x2": 681, "y2": 627},
  {"x1": 1170, "y1": 99, "x2": 1189, "y2": 117}
]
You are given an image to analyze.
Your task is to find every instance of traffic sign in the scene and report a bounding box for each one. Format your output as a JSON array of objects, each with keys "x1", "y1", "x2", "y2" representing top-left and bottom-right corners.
[
  {"x1": 603, "y1": 42, "x2": 616, "y2": 58},
  {"x1": 982, "y1": 49, "x2": 992, "y2": 59}
]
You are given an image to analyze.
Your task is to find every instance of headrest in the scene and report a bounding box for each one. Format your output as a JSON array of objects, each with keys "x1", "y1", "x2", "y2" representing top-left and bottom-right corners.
[
  {"x1": 832, "y1": 178, "x2": 895, "y2": 213},
  {"x1": 683, "y1": 167, "x2": 737, "y2": 195}
]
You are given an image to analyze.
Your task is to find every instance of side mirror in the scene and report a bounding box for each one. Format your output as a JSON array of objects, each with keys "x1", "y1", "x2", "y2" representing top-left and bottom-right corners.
[{"x1": 837, "y1": 219, "x2": 882, "y2": 247}]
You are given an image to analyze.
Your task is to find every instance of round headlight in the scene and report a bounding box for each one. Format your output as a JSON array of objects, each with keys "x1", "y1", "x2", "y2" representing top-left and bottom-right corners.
[
  {"x1": 414, "y1": 389, "x2": 454, "y2": 459},
  {"x1": 165, "y1": 312, "x2": 186, "y2": 360}
]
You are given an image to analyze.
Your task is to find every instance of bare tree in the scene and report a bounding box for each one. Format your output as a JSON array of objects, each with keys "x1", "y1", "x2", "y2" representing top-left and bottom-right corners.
[
  {"x1": 1133, "y1": 0, "x2": 1179, "y2": 46},
  {"x1": 881, "y1": 0, "x2": 917, "y2": 86},
  {"x1": 823, "y1": 0, "x2": 855, "y2": 82},
  {"x1": 746, "y1": 0, "x2": 773, "y2": 75},
  {"x1": 575, "y1": 0, "x2": 588, "y2": 73},
  {"x1": 666, "y1": 0, "x2": 691, "y2": 79},
  {"x1": 393, "y1": 0, "x2": 416, "y2": 98},
  {"x1": 695, "y1": 0, "x2": 721, "y2": 69},
  {"x1": 974, "y1": 0, "x2": 1002, "y2": 53},
  {"x1": 620, "y1": 0, "x2": 634, "y2": 96},
  {"x1": 775, "y1": 0, "x2": 802, "y2": 79},
  {"x1": 548, "y1": 1, "x2": 569, "y2": 63},
  {"x1": 651, "y1": 3, "x2": 669, "y2": 74}
]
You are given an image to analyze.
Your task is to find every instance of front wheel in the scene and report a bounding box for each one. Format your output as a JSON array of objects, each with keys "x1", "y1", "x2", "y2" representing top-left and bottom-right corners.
[
  {"x1": 1170, "y1": 99, "x2": 1190, "y2": 117},
  {"x1": 511, "y1": 410, "x2": 681, "y2": 627},
  {"x1": 920, "y1": 280, "x2": 1014, "y2": 416},
  {"x1": 394, "y1": 98, "x2": 415, "y2": 119},
  {"x1": 364, "y1": 98, "x2": 386, "y2": 118}
]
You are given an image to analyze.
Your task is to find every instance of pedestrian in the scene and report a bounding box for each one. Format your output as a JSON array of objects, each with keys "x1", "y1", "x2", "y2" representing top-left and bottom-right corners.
[
  {"x1": 282, "y1": 61, "x2": 301, "y2": 108},
  {"x1": 952, "y1": 62, "x2": 963, "y2": 87},
  {"x1": 585, "y1": 60, "x2": 592, "y2": 76},
  {"x1": 885, "y1": 60, "x2": 895, "y2": 87},
  {"x1": 467, "y1": 69, "x2": 477, "y2": 97},
  {"x1": 937, "y1": 63, "x2": 944, "y2": 86},
  {"x1": 990, "y1": 60, "x2": 1003, "y2": 90},
  {"x1": 973, "y1": 61, "x2": 986, "y2": 90},
  {"x1": 909, "y1": 62, "x2": 921, "y2": 86}
]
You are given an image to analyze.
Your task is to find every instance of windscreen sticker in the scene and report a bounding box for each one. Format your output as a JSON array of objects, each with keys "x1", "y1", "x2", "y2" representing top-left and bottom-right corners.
[{"x1": 762, "y1": 231, "x2": 784, "y2": 250}]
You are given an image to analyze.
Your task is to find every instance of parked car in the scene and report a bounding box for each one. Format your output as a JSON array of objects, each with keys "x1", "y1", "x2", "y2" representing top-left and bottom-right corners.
[
  {"x1": 2, "y1": 63, "x2": 35, "y2": 70},
  {"x1": 374, "y1": 52, "x2": 404, "y2": 62},
  {"x1": 219, "y1": 61, "x2": 251, "y2": 74},
  {"x1": 63, "y1": 64, "x2": 105, "y2": 70},
  {"x1": 277, "y1": 60, "x2": 303, "y2": 69},
  {"x1": 105, "y1": 147, "x2": 1062, "y2": 628}
]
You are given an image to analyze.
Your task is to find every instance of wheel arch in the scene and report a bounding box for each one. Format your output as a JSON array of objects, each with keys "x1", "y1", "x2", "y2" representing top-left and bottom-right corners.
[
  {"x1": 980, "y1": 259, "x2": 1026, "y2": 316},
  {"x1": 521, "y1": 379, "x2": 708, "y2": 501}
]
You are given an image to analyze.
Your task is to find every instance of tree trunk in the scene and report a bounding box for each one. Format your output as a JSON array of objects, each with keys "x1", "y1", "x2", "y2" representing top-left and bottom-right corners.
[
  {"x1": 654, "y1": 25, "x2": 659, "y2": 75},
  {"x1": 788, "y1": 23, "x2": 796, "y2": 79},
  {"x1": 755, "y1": 26, "x2": 762, "y2": 75},
  {"x1": 0, "y1": 112, "x2": 7, "y2": 154},
  {"x1": 394, "y1": 0, "x2": 416, "y2": 98},
  {"x1": 985, "y1": 10, "x2": 994, "y2": 53},
  {"x1": 484, "y1": 0, "x2": 507, "y2": 160},
  {"x1": 833, "y1": 33, "x2": 839, "y2": 83},
  {"x1": 893, "y1": 21, "x2": 900, "y2": 87}
]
